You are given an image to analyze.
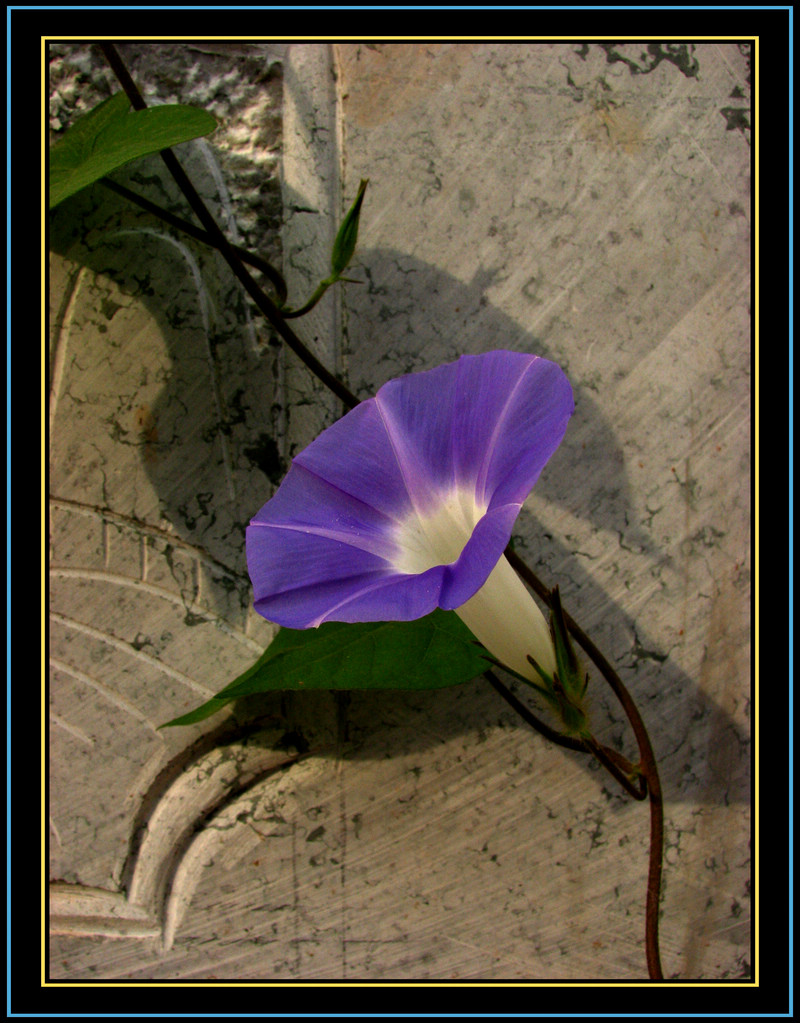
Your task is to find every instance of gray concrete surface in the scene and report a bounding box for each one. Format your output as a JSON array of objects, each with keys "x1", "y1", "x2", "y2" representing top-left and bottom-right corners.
[{"x1": 49, "y1": 41, "x2": 751, "y2": 980}]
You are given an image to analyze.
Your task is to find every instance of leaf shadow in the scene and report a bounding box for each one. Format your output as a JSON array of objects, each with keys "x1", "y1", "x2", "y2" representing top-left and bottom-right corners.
[{"x1": 49, "y1": 155, "x2": 284, "y2": 630}]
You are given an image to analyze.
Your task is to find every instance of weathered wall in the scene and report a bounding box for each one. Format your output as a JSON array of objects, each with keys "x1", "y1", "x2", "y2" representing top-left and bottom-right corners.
[{"x1": 48, "y1": 41, "x2": 751, "y2": 981}]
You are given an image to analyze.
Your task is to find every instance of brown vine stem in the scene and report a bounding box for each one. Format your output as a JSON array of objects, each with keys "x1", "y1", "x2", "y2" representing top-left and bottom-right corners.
[
  {"x1": 97, "y1": 41, "x2": 664, "y2": 981},
  {"x1": 507, "y1": 548, "x2": 664, "y2": 980}
]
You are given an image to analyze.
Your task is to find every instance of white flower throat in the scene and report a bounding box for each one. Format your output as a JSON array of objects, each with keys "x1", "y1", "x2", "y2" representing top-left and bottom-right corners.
[
  {"x1": 392, "y1": 488, "x2": 557, "y2": 681},
  {"x1": 392, "y1": 487, "x2": 486, "y2": 575}
]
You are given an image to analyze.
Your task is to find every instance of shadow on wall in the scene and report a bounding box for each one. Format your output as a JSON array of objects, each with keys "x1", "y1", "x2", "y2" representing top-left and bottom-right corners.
[
  {"x1": 49, "y1": 153, "x2": 286, "y2": 597},
  {"x1": 48, "y1": 178, "x2": 749, "y2": 809},
  {"x1": 321, "y1": 243, "x2": 749, "y2": 811}
]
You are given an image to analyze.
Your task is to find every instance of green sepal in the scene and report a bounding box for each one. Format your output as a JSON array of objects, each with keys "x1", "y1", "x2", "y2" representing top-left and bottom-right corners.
[
  {"x1": 478, "y1": 649, "x2": 560, "y2": 711},
  {"x1": 523, "y1": 588, "x2": 592, "y2": 738},
  {"x1": 553, "y1": 693, "x2": 591, "y2": 740},
  {"x1": 549, "y1": 587, "x2": 583, "y2": 702},
  {"x1": 278, "y1": 180, "x2": 368, "y2": 319},
  {"x1": 330, "y1": 178, "x2": 368, "y2": 277}
]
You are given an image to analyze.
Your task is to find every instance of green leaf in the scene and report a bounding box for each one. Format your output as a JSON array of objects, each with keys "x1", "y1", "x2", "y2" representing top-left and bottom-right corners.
[
  {"x1": 161, "y1": 609, "x2": 489, "y2": 728},
  {"x1": 49, "y1": 92, "x2": 218, "y2": 209},
  {"x1": 330, "y1": 178, "x2": 368, "y2": 277}
]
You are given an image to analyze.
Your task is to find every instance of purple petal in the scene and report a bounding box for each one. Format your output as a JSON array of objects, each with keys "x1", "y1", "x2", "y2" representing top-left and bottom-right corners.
[
  {"x1": 437, "y1": 502, "x2": 523, "y2": 609},
  {"x1": 293, "y1": 399, "x2": 414, "y2": 522},
  {"x1": 247, "y1": 523, "x2": 443, "y2": 627},
  {"x1": 246, "y1": 350, "x2": 573, "y2": 628}
]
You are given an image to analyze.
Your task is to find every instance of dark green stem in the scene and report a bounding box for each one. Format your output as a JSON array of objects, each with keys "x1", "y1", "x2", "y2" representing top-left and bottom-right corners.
[
  {"x1": 98, "y1": 177, "x2": 288, "y2": 303},
  {"x1": 99, "y1": 42, "x2": 358, "y2": 412},
  {"x1": 280, "y1": 278, "x2": 334, "y2": 319}
]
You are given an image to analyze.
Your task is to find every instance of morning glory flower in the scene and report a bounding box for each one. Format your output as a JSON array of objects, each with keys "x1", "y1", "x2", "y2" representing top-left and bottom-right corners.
[{"x1": 246, "y1": 350, "x2": 574, "y2": 683}]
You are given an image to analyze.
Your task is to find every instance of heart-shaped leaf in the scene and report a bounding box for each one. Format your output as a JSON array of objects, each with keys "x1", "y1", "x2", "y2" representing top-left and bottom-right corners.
[
  {"x1": 162, "y1": 610, "x2": 490, "y2": 727},
  {"x1": 49, "y1": 92, "x2": 218, "y2": 209}
]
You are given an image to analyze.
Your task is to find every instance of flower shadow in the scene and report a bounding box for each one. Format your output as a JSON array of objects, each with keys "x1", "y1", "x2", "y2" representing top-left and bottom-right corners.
[
  {"x1": 49, "y1": 186, "x2": 748, "y2": 809},
  {"x1": 322, "y1": 244, "x2": 749, "y2": 810}
]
